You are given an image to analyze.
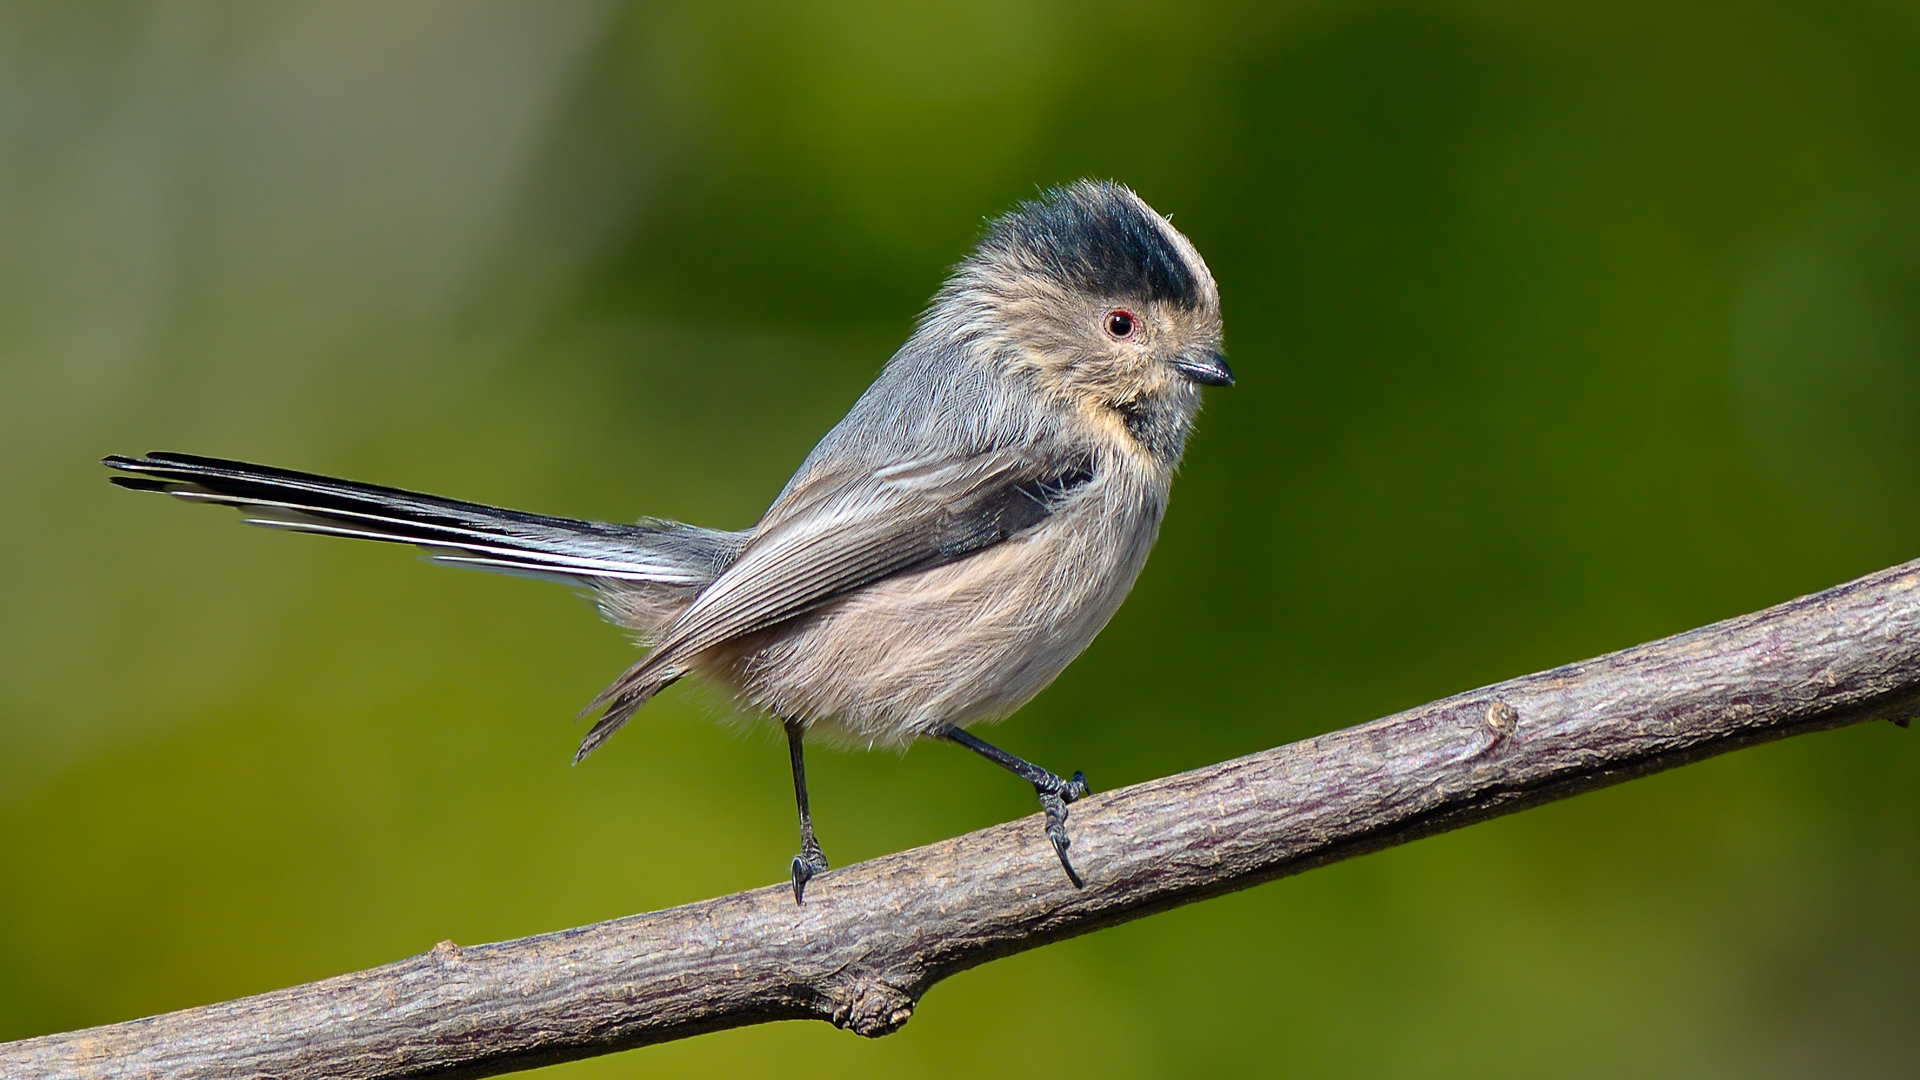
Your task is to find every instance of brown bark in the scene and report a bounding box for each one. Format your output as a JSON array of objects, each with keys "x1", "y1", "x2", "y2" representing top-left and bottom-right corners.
[{"x1": 7, "y1": 558, "x2": 1918, "y2": 1079}]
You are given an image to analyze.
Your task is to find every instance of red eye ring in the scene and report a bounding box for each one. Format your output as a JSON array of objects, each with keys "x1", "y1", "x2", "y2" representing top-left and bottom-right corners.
[{"x1": 1105, "y1": 309, "x2": 1137, "y2": 340}]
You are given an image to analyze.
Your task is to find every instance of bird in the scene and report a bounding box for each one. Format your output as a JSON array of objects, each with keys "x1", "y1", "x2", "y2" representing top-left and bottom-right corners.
[{"x1": 104, "y1": 179, "x2": 1231, "y2": 902}]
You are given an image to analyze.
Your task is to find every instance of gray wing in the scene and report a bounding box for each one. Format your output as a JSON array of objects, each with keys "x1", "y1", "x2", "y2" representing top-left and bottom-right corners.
[{"x1": 575, "y1": 447, "x2": 1096, "y2": 757}]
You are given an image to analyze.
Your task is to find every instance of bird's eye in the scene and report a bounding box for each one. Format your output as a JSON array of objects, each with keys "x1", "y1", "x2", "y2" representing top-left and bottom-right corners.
[{"x1": 1105, "y1": 310, "x2": 1137, "y2": 340}]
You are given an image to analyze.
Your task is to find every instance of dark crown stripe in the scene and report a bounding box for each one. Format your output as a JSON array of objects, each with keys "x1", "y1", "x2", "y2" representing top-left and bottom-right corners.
[{"x1": 978, "y1": 180, "x2": 1200, "y2": 307}]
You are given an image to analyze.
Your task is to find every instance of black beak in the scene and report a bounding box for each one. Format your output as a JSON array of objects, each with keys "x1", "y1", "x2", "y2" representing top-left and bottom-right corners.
[{"x1": 1172, "y1": 351, "x2": 1234, "y2": 387}]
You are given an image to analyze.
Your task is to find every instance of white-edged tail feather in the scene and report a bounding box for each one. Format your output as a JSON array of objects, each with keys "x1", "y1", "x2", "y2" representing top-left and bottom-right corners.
[{"x1": 105, "y1": 451, "x2": 746, "y2": 588}]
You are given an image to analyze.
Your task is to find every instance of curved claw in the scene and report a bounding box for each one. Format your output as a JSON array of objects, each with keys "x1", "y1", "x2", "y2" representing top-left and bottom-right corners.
[
  {"x1": 791, "y1": 848, "x2": 829, "y2": 904},
  {"x1": 1037, "y1": 770, "x2": 1090, "y2": 888}
]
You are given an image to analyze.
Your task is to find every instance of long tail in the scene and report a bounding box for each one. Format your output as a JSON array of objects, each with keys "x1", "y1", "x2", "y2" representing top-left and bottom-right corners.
[
  {"x1": 107, "y1": 452, "x2": 748, "y2": 761},
  {"x1": 105, "y1": 451, "x2": 746, "y2": 587}
]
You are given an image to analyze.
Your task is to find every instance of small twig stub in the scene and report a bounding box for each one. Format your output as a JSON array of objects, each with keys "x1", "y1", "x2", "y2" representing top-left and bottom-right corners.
[{"x1": 1486, "y1": 699, "x2": 1520, "y2": 737}]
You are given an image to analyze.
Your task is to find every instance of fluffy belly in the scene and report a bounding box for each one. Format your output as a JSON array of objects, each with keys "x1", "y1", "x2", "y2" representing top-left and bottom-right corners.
[{"x1": 701, "y1": 495, "x2": 1161, "y2": 745}]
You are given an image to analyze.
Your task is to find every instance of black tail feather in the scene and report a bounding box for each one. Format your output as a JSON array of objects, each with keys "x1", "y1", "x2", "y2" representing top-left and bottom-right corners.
[{"x1": 105, "y1": 451, "x2": 746, "y2": 586}]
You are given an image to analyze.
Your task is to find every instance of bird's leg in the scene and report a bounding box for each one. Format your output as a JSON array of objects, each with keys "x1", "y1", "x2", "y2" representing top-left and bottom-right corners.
[
  {"x1": 939, "y1": 726, "x2": 1089, "y2": 887},
  {"x1": 786, "y1": 719, "x2": 829, "y2": 904}
]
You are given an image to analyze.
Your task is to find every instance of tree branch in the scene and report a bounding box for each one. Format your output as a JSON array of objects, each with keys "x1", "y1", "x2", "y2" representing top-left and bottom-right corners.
[{"x1": 8, "y1": 559, "x2": 1919, "y2": 1079}]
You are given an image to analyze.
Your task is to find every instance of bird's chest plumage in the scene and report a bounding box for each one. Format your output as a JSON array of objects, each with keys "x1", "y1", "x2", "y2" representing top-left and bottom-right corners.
[{"x1": 704, "y1": 461, "x2": 1169, "y2": 744}]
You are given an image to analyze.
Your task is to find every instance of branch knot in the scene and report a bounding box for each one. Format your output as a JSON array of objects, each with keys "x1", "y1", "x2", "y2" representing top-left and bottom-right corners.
[{"x1": 826, "y1": 978, "x2": 917, "y2": 1038}]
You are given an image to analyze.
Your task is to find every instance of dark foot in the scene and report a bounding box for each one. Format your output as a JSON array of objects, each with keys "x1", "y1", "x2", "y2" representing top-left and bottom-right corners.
[
  {"x1": 939, "y1": 726, "x2": 1093, "y2": 888},
  {"x1": 1035, "y1": 769, "x2": 1090, "y2": 887},
  {"x1": 784, "y1": 718, "x2": 829, "y2": 904},
  {"x1": 790, "y1": 840, "x2": 829, "y2": 904}
]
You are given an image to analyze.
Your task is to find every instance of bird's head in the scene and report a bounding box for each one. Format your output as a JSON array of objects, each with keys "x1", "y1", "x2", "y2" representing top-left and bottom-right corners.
[{"x1": 935, "y1": 180, "x2": 1229, "y2": 462}]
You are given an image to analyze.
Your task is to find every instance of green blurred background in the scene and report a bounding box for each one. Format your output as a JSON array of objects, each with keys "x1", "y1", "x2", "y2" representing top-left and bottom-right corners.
[{"x1": 3, "y1": 1, "x2": 1917, "y2": 1075}]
